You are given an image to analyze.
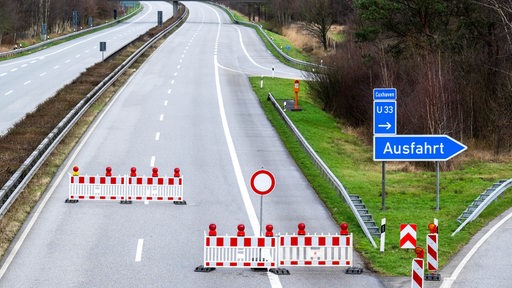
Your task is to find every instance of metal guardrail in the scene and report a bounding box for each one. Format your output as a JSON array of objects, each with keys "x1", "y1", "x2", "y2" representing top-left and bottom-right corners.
[
  {"x1": 0, "y1": 5, "x2": 142, "y2": 59},
  {"x1": 267, "y1": 93, "x2": 377, "y2": 248},
  {"x1": 211, "y1": 2, "x2": 323, "y2": 70},
  {"x1": 451, "y1": 178, "x2": 512, "y2": 236},
  {"x1": 0, "y1": 8, "x2": 189, "y2": 218}
]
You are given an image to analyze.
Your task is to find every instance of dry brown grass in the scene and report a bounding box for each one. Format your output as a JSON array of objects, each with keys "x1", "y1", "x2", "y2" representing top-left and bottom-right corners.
[
  {"x1": 0, "y1": 10, "x2": 183, "y2": 260},
  {"x1": 281, "y1": 23, "x2": 344, "y2": 58}
]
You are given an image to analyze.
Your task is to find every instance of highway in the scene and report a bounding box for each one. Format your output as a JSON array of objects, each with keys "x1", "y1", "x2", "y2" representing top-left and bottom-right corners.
[
  {"x1": 0, "y1": 1, "x2": 385, "y2": 287},
  {"x1": 0, "y1": 1, "x2": 173, "y2": 135},
  {"x1": 439, "y1": 208, "x2": 512, "y2": 288}
]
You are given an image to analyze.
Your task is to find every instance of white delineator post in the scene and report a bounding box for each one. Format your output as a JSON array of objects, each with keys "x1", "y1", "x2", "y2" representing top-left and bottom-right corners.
[{"x1": 380, "y1": 218, "x2": 386, "y2": 252}]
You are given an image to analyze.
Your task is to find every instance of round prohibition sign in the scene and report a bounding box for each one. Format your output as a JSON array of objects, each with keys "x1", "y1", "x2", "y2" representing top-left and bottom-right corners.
[{"x1": 250, "y1": 170, "x2": 276, "y2": 196}]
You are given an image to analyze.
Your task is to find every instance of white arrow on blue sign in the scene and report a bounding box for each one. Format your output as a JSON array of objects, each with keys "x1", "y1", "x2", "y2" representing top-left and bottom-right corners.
[
  {"x1": 374, "y1": 101, "x2": 396, "y2": 134},
  {"x1": 374, "y1": 135, "x2": 467, "y2": 161}
]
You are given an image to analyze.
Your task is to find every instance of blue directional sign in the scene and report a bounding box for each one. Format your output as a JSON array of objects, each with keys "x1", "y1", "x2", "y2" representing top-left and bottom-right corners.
[
  {"x1": 374, "y1": 135, "x2": 467, "y2": 161},
  {"x1": 374, "y1": 101, "x2": 396, "y2": 134},
  {"x1": 373, "y1": 88, "x2": 397, "y2": 101}
]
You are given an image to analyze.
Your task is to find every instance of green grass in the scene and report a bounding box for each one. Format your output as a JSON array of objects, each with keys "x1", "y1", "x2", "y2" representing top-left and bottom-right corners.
[
  {"x1": 249, "y1": 77, "x2": 512, "y2": 276},
  {"x1": 263, "y1": 30, "x2": 310, "y2": 62}
]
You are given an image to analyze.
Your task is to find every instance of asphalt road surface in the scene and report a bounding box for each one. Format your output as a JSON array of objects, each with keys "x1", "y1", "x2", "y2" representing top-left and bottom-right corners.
[
  {"x1": 0, "y1": 1, "x2": 385, "y2": 287},
  {"x1": 2, "y1": 1, "x2": 508, "y2": 288},
  {"x1": 0, "y1": 1, "x2": 173, "y2": 135}
]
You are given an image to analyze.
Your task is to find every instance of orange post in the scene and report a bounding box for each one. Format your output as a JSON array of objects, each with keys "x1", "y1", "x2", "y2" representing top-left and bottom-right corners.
[{"x1": 293, "y1": 80, "x2": 300, "y2": 110}]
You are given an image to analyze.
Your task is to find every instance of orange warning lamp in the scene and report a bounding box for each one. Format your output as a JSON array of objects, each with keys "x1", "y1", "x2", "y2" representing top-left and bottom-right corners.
[
  {"x1": 415, "y1": 246, "x2": 424, "y2": 259},
  {"x1": 428, "y1": 223, "x2": 437, "y2": 234}
]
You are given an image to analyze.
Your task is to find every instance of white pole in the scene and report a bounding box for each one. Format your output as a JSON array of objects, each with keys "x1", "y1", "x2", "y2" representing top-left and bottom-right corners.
[{"x1": 380, "y1": 218, "x2": 386, "y2": 252}]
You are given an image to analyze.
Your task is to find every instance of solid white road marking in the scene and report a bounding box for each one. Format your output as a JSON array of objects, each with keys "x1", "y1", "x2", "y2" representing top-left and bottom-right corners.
[
  {"x1": 440, "y1": 211, "x2": 512, "y2": 288},
  {"x1": 135, "y1": 239, "x2": 144, "y2": 262},
  {"x1": 209, "y1": 6, "x2": 282, "y2": 288}
]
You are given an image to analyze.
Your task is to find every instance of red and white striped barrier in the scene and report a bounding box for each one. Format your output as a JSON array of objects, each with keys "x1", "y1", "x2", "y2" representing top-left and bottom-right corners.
[
  {"x1": 411, "y1": 247, "x2": 424, "y2": 288},
  {"x1": 425, "y1": 222, "x2": 441, "y2": 281},
  {"x1": 278, "y1": 230, "x2": 352, "y2": 267},
  {"x1": 67, "y1": 166, "x2": 185, "y2": 204},
  {"x1": 126, "y1": 176, "x2": 183, "y2": 202},
  {"x1": 196, "y1": 223, "x2": 358, "y2": 274},
  {"x1": 69, "y1": 175, "x2": 126, "y2": 201},
  {"x1": 411, "y1": 258, "x2": 424, "y2": 288},
  {"x1": 427, "y1": 233, "x2": 438, "y2": 271},
  {"x1": 203, "y1": 224, "x2": 277, "y2": 268}
]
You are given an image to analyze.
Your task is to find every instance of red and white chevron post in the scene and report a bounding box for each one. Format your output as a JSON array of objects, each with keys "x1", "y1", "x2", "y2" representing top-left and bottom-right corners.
[
  {"x1": 411, "y1": 247, "x2": 424, "y2": 288},
  {"x1": 425, "y1": 222, "x2": 441, "y2": 281},
  {"x1": 400, "y1": 224, "x2": 417, "y2": 249}
]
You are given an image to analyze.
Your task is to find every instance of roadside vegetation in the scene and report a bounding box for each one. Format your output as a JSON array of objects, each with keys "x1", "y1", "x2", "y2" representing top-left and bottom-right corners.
[
  {"x1": 0, "y1": 0, "x2": 132, "y2": 52},
  {"x1": 249, "y1": 77, "x2": 512, "y2": 275}
]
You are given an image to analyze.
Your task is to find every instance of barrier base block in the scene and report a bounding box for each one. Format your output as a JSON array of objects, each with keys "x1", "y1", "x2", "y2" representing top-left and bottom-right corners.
[
  {"x1": 345, "y1": 267, "x2": 363, "y2": 274},
  {"x1": 65, "y1": 199, "x2": 78, "y2": 203},
  {"x1": 173, "y1": 200, "x2": 187, "y2": 205},
  {"x1": 194, "y1": 265, "x2": 215, "y2": 273},
  {"x1": 120, "y1": 200, "x2": 133, "y2": 205},
  {"x1": 269, "y1": 268, "x2": 290, "y2": 275},
  {"x1": 425, "y1": 272, "x2": 441, "y2": 281}
]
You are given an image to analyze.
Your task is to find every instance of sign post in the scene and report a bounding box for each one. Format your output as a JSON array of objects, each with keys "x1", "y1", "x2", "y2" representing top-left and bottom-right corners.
[
  {"x1": 373, "y1": 88, "x2": 397, "y2": 210},
  {"x1": 250, "y1": 170, "x2": 275, "y2": 236},
  {"x1": 372, "y1": 88, "x2": 467, "y2": 210}
]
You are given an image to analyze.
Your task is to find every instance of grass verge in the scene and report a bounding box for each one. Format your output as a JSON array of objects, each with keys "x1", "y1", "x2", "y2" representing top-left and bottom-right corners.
[{"x1": 249, "y1": 76, "x2": 512, "y2": 276}]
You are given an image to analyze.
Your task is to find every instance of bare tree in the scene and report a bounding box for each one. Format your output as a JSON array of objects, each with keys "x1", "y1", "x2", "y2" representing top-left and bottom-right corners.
[{"x1": 301, "y1": 0, "x2": 337, "y2": 51}]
